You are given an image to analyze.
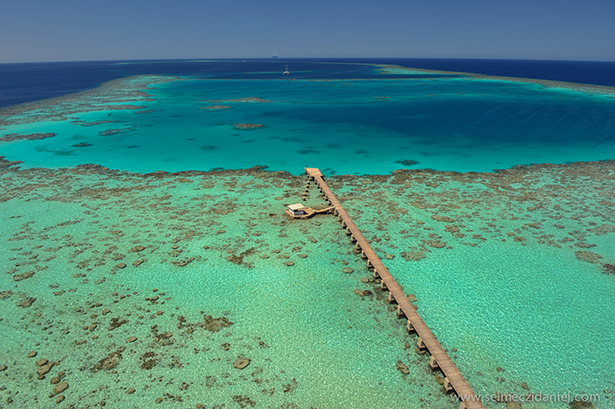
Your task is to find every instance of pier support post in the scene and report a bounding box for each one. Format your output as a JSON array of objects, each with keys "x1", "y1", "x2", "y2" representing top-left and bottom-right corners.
[
  {"x1": 361, "y1": 251, "x2": 367, "y2": 259},
  {"x1": 406, "y1": 319, "x2": 415, "y2": 333},
  {"x1": 346, "y1": 228, "x2": 352, "y2": 236},
  {"x1": 350, "y1": 235, "x2": 357, "y2": 243},
  {"x1": 397, "y1": 306, "x2": 405, "y2": 318},
  {"x1": 429, "y1": 356, "x2": 440, "y2": 371},
  {"x1": 341, "y1": 221, "x2": 347, "y2": 228},
  {"x1": 373, "y1": 269, "x2": 380, "y2": 279},
  {"x1": 387, "y1": 292, "x2": 396, "y2": 303},
  {"x1": 417, "y1": 337, "x2": 427, "y2": 353},
  {"x1": 444, "y1": 378, "x2": 455, "y2": 394},
  {"x1": 355, "y1": 243, "x2": 361, "y2": 251},
  {"x1": 366, "y1": 260, "x2": 374, "y2": 270},
  {"x1": 380, "y1": 280, "x2": 388, "y2": 290}
]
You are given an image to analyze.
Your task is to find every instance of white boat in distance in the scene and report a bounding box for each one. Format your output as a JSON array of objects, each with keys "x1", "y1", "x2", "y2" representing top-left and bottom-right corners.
[{"x1": 283, "y1": 64, "x2": 289, "y2": 75}]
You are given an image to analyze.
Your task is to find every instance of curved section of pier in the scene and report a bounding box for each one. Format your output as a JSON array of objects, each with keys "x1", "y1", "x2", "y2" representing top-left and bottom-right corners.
[{"x1": 305, "y1": 167, "x2": 484, "y2": 409}]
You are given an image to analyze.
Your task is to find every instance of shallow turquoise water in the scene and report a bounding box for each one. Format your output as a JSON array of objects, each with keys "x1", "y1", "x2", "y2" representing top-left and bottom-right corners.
[
  {"x1": 1, "y1": 74, "x2": 614, "y2": 174},
  {"x1": 1, "y1": 66, "x2": 615, "y2": 408},
  {"x1": 1, "y1": 168, "x2": 469, "y2": 408},
  {"x1": 334, "y1": 166, "x2": 615, "y2": 407}
]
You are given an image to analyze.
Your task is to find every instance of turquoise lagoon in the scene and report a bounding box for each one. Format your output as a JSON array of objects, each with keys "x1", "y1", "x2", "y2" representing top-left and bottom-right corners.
[
  {"x1": 1, "y1": 70, "x2": 615, "y2": 175},
  {"x1": 1, "y1": 63, "x2": 614, "y2": 408}
]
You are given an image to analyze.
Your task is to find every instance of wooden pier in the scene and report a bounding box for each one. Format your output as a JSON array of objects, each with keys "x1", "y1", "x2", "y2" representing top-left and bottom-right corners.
[
  {"x1": 286, "y1": 205, "x2": 334, "y2": 219},
  {"x1": 305, "y1": 167, "x2": 484, "y2": 409}
]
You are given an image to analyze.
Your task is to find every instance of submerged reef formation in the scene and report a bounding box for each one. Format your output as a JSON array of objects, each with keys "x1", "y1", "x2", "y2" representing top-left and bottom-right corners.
[
  {"x1": 1, "y1": 159, "x2": 463, "y2": 408},
  {"x1": 233, "y1": 123, "x2": 264, "y2": 130},
  {"x1": 376, "y1": 63, "x2": 615, "y2": 96},
  {"x1": 0, "y1": 133, "x2": 56, "y2": 142},
  {"x1": 0, "y1": 76, "x2": 180, "y2": 130},
  {"x1": 0, "y1": 157, "x2": 614, "y2": 408},
  {"x1": 202, "y1": 97, "x2": 273, "y2": 103},
  {"x1": 328, "y1": 161, "x2": 615, "y2": 275},
  {"x1": 395, "y1": 159, "x2": 420, "y2": 166},
  {"x1": 200, "y1": 105, "x2": 232, "y2": 110}
]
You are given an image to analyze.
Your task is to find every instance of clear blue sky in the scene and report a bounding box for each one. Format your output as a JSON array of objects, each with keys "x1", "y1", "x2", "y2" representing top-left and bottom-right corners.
[{"x1": 1, "y1": 0, "x2": 614, "y2": 63}]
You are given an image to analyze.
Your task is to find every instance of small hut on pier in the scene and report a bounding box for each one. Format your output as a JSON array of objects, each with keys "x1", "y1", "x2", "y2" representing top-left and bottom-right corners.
[{"x1": 287, "y1": 203, "x2": 308, "y2": 217}]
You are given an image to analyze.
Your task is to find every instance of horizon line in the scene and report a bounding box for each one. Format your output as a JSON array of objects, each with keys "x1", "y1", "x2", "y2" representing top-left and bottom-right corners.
[{"x1": 2, "y1": 56, "x2": 615, "y2": 65}]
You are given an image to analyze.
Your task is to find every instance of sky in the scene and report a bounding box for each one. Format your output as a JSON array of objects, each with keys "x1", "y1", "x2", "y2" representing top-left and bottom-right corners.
[{"x1": 1, "y1": 0, "x2": 614, "y2": 63}]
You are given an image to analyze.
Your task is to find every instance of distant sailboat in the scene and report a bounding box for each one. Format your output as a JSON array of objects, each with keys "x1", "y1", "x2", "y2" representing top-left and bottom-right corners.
[{"x1": 283, "y1": 64, "x2": 289, "y2": 75}]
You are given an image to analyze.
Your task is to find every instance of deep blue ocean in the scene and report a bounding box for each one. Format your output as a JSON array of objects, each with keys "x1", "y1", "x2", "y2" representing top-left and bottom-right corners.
[{"x1": 1, "y1": 58, "x2": 615, "y2": 109}]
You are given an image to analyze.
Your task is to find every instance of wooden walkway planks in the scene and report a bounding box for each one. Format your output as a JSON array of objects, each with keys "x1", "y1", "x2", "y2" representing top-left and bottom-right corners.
[{"x1": 305, "y1": 167, "x2": 484, "y2": 409}]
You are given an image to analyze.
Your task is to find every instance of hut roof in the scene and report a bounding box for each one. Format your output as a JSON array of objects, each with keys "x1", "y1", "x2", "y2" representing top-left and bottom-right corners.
[{"x1": 287, "y1": 203, "x2": 306, "y2": 211}]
